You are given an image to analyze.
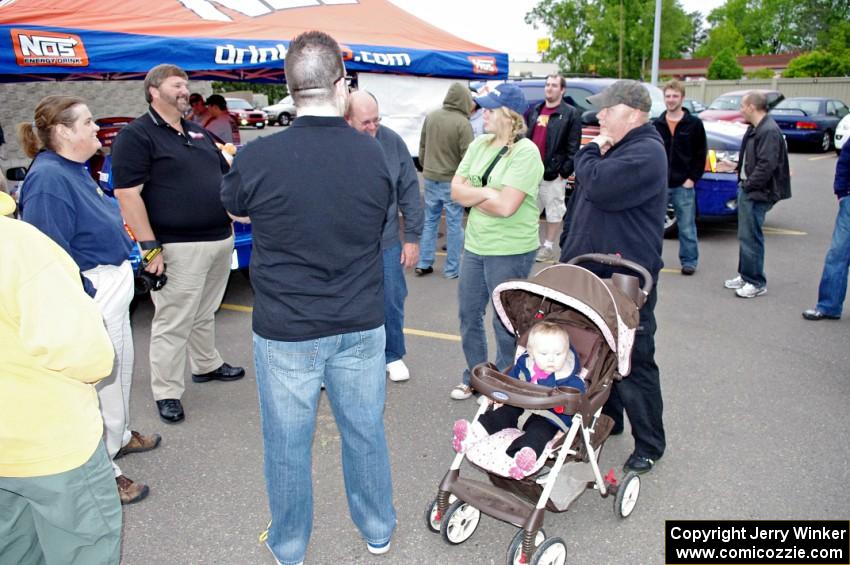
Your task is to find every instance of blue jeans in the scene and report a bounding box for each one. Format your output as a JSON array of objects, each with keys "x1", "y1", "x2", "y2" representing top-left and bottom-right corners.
[
  {"x1": 253, "y1": 327, "x2": 396, "y2": 565},
  {"x1": 383, "y1": 243, "x2": 407, "y2": 363},
  {"x1": 737, "y1": 187, "x2": 773, "y2": 287},
  {"x1": 669, "y1": 186, "x2": 698, "y2": 268},
  {"x1": 815, "y1": 197, "x2": 850, "y2": 317},
  {"x1": 458, "y1": 249, "x2": 537, "y2": 385},
  {"x1": 417, "y1": 179, "x2": 464, "y2": 278}
]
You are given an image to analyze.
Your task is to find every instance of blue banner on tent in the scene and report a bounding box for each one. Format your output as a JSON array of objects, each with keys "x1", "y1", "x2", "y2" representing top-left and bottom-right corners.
[{"x1": 0, "y1": 25, "x2": 509, "y2": 81}]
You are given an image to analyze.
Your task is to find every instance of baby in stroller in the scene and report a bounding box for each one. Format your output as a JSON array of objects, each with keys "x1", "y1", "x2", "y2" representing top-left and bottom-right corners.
[{"x1": 452, "y1": 321, "x2": 586, "y2": 479}]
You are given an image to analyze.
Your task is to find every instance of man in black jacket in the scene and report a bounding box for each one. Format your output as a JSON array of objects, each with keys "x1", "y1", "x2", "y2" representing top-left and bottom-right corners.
[
  {"x1": 559, "y1": 80, "x2": 667, "y2": 475},
  {"x1": 723, "y1": 91, "x2": 791, "y2": 299},
  {"x1": 526, "y1": 74, "x2": 582, "y2": 262},
  {"x1": 654, "y1": 80, "x2": 707, "y2": 275}
]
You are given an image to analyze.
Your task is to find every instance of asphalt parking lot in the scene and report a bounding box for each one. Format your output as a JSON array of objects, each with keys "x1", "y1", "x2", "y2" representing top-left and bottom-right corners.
[{"x1": 116, "y1": 142, "x2": 850, "y2": 565}]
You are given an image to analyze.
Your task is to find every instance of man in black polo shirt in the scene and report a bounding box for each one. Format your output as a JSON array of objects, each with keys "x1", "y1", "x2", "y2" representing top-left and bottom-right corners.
[
  {"x1": 112, "y1": 64, "x2": 245, "y2": 424},
  {"x1": 222, "y1": 31, "x2": 396, "y2": 565}
]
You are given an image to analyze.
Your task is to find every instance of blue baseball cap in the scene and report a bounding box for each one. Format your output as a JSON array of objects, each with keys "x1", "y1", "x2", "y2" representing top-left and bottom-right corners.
[{"x1": 475, "y1": 83, "x2": 528, "y2": 116}]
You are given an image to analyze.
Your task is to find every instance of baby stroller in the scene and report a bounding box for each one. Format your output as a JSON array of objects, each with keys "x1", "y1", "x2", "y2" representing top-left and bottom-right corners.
[{"x1": 426, "y1": 254, "x2": 653, "y2": 565}]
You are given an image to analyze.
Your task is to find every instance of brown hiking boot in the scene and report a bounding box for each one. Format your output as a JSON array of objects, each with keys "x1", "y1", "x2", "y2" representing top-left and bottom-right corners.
[
  {"x1": 115, "y1": 430, "x2": 162, "y2": 459},
  {"x1": 116, "y1": 475, "x2": 149, "y2": 505}
]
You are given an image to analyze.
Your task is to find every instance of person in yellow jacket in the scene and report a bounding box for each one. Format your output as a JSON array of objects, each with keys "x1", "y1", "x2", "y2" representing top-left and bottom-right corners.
[{"x1": 0, "y1": 191, "x2": 122, "y2": 564}]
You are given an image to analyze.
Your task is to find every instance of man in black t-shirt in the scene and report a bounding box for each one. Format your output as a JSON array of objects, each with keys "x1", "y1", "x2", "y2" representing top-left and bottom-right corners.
[
  {"x1": 222, "y1": 32, "x2": 396, "y2": 565},
  {"x1": 112, "y1": 64, "x2": 245, "y2": 425}
]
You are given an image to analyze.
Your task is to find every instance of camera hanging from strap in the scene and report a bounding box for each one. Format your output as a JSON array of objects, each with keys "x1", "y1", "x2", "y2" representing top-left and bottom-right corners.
[{"x1": 481, "y1": 146, "x2": 509, "y2": 187}]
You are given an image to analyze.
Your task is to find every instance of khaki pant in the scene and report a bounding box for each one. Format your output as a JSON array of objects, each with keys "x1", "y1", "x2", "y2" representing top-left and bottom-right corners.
[{"x1": 149, "y1": 236, "x2": 233, "y2": 400}]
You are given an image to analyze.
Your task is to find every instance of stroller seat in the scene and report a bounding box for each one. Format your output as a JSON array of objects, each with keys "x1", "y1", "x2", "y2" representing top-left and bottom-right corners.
[{"x1": 465, "y1": 322, "x2": 605, "y2": 479}]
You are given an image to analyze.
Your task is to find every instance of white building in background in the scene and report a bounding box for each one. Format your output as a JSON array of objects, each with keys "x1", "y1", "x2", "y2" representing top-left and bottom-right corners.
[{"x1": 509, "y1": 60, "x2": 559, "y2": 78}]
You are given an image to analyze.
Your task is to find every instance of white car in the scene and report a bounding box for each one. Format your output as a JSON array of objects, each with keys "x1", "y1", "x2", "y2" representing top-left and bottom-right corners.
[
  {"x1": 263, "y1": 95, "x2": 296, "y2": 126},
  {"x1": 835, "y1": 113, "x2": 850, "y2": 155}
]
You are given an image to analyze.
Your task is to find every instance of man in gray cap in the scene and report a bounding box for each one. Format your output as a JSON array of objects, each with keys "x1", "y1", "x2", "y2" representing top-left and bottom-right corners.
[{"x1": 559, "y1": 79, "x2": 668, "y2": 475}]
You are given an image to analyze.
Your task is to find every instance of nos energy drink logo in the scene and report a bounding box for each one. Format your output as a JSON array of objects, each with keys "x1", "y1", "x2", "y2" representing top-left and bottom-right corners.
[{"x1": 11, "y1": 29, "x2": 89, "y2": 67}]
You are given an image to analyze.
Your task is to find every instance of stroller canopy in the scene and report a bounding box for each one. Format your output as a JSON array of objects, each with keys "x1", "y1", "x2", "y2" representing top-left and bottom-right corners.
[{"x1": 492, "y1": 264, "x2": 641, "y2": 376}]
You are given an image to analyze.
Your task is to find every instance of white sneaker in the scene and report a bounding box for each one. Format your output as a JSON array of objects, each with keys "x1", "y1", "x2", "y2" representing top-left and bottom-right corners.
[
  {"x1": 450, "y1": 384, "x2": 473, "y2": 400},
  {"x1": 724, "y1": 275, "x2": 745, "y2": 289},
  {"x1": 367, "y1": 540, "x2": 391, "y2": 555},
  {"x1": 735, "y1": 283, "x2": 766, "y2": 298},
  {"x1": 386, "y1": 360, "x2": 410, "y2": 382},
  {"x1": 535, "y1": 245, "x2": 556, "y2": 262}
]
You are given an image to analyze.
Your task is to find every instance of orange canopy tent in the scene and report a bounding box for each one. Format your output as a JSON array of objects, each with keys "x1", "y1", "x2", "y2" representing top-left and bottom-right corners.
[{"x1": 0, "y1": 0, "x2": 507, "y2": 81}]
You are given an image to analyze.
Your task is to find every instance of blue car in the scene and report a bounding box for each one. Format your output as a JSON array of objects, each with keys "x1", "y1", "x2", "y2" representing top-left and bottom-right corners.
[
  {"x1": 483, "y1": 78, "x2": 743, "y2": 237},
  {"x1": 770, "y1": 97, "x2": 850, "y2": 152}
]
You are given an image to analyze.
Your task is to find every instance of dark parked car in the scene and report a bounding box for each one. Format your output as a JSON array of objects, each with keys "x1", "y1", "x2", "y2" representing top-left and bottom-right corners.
[
  {"x1": 507, "y1": 77, "x2": 666, "y2": 120},
  {"x1": 770, "y1": 97, "x2": 849, "y2": 152},
  {"x1": 699, "y1": 89, "x2": 784, "y2": 123}
]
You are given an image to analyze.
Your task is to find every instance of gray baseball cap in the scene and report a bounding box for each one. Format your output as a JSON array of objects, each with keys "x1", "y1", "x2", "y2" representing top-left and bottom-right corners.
[{"x1": 587, "y1": 80, "x2": 652, "y2": 112}]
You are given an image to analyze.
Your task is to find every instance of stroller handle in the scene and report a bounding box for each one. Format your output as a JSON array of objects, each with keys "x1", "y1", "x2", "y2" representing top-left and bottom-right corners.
[
  {"x1": 565, "y1": 253, "x2": 654, "y2": 300},
  {"x1": 470, "y1": 363, "x2": 582, "y2": 414}
]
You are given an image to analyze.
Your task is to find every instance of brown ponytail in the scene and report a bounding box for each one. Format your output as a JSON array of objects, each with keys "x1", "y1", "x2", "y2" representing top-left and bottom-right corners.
[{"x1": 17, "y1": 95, "x2": 85, "y2": 158}]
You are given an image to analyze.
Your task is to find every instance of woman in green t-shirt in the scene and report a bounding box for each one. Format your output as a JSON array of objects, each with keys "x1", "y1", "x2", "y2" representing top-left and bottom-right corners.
[{"x1": 449, "y1": 84, "x2": 544, "y2": 400}]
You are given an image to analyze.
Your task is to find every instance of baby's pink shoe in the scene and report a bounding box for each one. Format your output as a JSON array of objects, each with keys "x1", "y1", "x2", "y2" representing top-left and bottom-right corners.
[
  {"x1": 452, "y1": 419, "x2": 485, "y2": 453},
  {"x1": 508, "y1": 447, "x2": 538, "y2": 479}
]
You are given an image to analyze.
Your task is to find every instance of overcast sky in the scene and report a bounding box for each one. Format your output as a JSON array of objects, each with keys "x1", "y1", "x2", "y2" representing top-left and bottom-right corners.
[{"x1": 388, "y1": 0, "x2": 728, "y2": 61}]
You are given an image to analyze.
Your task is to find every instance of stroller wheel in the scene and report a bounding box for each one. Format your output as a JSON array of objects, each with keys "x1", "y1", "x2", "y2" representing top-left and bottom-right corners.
[
  {"x1": 425, "y1": 495, "x2": 457, "y2": 533},
  {"x1": 439, "y1": 499, "x2": 481, "y2": 545},
  {"x1": 506, "y1": 528, "x2": 546, "y2": 565},
  {"x1": 529, "y1": 537, "x2": 567, "y2": 565},
  {"x1": 614, "y1": 471, "x2": 641, "y2": 518}
]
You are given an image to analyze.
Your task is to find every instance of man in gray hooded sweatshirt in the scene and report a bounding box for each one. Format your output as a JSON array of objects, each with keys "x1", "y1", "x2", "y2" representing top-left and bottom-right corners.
[{"x1": 416, "y1": 83, "x2": 474, "y2": 279}]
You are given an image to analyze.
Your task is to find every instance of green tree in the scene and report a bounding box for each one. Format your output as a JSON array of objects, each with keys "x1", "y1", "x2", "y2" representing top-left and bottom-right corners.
[
  {"x1": 746, "y1": 67, "x2": 775, "y2": 79},
  {"x1": 707, "y1": 49, "x2": 743, "y2": 79},
  {"x1": 701, "y1": 0, "x2": 850, "y2": 55},
  {"x1": 783, "y1": 51, "x2": 850, "y2": 77},
  {"x1": 526, "y1": 0, "x2": 694, "y2": 79},
  {"x1": 686, "y1": 11, "x2": 708, "y2": 56},
  {"x1": 694, "y1": 21, "x2": 746, "y2": 58},
  {"x1": 212, "y1": 81, "x2": 288, "y2": 103}
]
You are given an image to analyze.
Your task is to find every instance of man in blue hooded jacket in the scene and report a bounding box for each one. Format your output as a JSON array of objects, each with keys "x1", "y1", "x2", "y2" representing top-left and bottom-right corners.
[{"x1": 559, "y1": 80, "x2": 667, "y2": 474}]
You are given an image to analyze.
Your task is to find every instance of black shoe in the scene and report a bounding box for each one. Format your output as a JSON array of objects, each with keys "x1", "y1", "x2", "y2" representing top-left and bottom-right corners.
[
  {"x1": 192, "y1": 362, "x2": 245, "y2": 383},
  {"x1": 802, "y1": 309, "x2": 840, "y2": 321},
  {"x1": 415, "y1": 266, "x2": 433, "y2": 276},
  {"x1": 681, "y1": 265, "x2": 696, "y2": 276},
  {"x1": 623, "y1": 453, "x2": 656, "y2": 474},
  {"x1": 156, "y1": 399, "x2": 184, "y2": 424}
]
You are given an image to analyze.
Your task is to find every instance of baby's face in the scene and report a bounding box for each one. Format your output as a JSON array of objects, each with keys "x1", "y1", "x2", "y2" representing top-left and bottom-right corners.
[{"x1": 528, "y1": 333, "x2": 569, "y2": 374}]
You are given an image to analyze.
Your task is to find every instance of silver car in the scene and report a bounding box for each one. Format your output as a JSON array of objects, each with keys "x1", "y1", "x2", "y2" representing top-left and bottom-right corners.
[{"x1": 263, "y1": 95, "x2": 296, "y2": 126}]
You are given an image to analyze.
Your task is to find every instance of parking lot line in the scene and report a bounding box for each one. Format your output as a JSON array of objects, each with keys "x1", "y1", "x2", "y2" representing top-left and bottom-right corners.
[
  {"x1": 403, "y1": 328, "x2": 461, "y2": 342},
  {"x1": 219, "y1": 303, "x2": 254, "y2": 313},
  {"x1": 219, "y1": 303, "x2": 463, "y2": 341},
  {"x1": 809, "y1": 154, "x2": 836, "y2": 161}
]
